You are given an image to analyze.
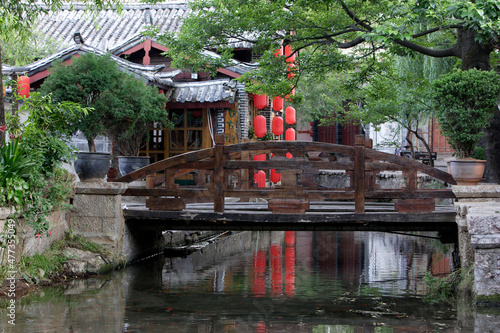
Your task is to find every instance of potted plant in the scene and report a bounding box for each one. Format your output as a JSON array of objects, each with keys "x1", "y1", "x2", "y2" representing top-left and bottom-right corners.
[
  {"x1": 40, "y1": 53, "x2": 170, "y2": 179},
  {"x1": 40, "y1": 53, "x2": 116, "y2": 181},
  {"x1": 100, "y1": 73, "x2": 170, "y2": 176},
  {"x1": 431, "y1": 69, "x2": 500, "y2": 185}
]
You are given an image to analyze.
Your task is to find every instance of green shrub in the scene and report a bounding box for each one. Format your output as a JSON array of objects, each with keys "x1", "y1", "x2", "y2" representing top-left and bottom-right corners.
[
  {"x1": 431, "y1": 69, "x2": 500, "y2": 159},
  {"x1": 1, "y1": 93, "x2": 87, "y2": 235}
]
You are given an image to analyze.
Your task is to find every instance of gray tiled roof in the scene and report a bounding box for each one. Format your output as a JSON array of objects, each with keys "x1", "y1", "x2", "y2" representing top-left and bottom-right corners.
[
  {"x1": 34, "y1": 2, "x2": 191, "y2": 52},
  {"x1": 167, "y1": 79, "x2": 237, "y2": 104},
  {"x1": 2, "y1": 44, "x2": 174, "y2": 88},
  {"x1": 2, "y1": 2, "x2": 246, "y2": 105}
]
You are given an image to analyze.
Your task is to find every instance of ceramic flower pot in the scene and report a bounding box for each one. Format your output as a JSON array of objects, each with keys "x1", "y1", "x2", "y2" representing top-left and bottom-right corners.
[
  {"x1": 73, "y1": 152, "x2": 111, "y2": 182},
  {"x1": 118, "y1": 156, "x2": 150, "y2": 176},
  {"x1": 449, "y1": 159, "x2": 486, "y2": 185}
]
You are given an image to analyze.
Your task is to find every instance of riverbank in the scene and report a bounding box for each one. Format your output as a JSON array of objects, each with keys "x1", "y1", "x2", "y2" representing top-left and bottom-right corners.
[
  {"x1": 0, "y1": 234, "x2": 120, "y2": 301},
  {"x1": 0, "y1": 230, "x2": 228, "y2": 302}
]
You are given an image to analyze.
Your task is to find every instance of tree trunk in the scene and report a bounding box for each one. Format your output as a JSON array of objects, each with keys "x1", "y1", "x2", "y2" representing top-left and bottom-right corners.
[
  {"x1": 87, "y1": 137, "x2": 97, "y2": 152},
  {"x1": 456, "y1": 28, "x2": 499, "y2": 183},
  {"x1": 0, "y1": 43, "x2": 5, "y2": 146},
  {"x1": 483, "y1": 107, "x2": 500, "y2": 183},
  {"x1": 412, "y1": 129, "x2": 434, "y2": 167},
  {"x1": 406, "y1": 131, "x2": 415, "y2": 159},
  {"x1": 457, "y1": 29, "x2": 493, "y2": 71}
]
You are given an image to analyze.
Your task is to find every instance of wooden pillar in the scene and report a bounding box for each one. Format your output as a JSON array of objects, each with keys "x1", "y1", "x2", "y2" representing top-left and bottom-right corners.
[
  {"x1": 214, "y1": 134, "x2": 225, "y2": 212},
  {"x1": 354, "y1": 135, "x2": 365, "y2": 214}
]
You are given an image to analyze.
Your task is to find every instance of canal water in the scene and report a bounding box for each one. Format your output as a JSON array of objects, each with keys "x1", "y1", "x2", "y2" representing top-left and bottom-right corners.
[{"x1": 1, "y1": 231, "x2": 475, "y2": 332}]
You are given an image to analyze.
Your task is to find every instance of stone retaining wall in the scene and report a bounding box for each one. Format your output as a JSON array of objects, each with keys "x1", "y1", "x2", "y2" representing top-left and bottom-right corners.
[
  {"x1": 0, "y1": 208, "x2": 67, "y2": 264},
  {"x1": 453, "y1": 185, "x2": 500, "y2": 303}
]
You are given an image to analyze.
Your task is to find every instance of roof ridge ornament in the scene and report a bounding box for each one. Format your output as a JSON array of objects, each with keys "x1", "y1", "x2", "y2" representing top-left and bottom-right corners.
[
  {"x1": 73, "y1": 32, "x2": 84, "y2": 45},
  {"x1": 144, "y1": 8, "x2": 153, "y2": 26}
]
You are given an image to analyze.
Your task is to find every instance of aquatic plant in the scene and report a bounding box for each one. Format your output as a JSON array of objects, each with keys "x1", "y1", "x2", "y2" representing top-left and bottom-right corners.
[{"x1": 423, "y1": 266, "x2": 473, "y2": 303}]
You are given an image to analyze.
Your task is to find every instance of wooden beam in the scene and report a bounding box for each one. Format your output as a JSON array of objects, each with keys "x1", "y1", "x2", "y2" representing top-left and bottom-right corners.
[
  {"x1": 354, "y1": 135, "x2": 365, "y2": 214},
  {"x1": 146, "y1": 198, "x2": 186, "y2": 211},
  {"x1": 214, "y1": 134, "x2": 225, "y2": 212}
]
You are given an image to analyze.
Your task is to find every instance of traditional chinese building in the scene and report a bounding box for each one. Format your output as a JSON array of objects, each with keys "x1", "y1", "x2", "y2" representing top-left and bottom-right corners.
[{"x1": 2, "y1": 2, "x2": 272, "y2": 161}]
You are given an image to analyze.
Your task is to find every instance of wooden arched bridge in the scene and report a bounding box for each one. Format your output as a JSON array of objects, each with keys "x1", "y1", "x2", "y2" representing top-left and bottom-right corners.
[{"x1": 116, "y1": 135, "x2": 458, "y2": 239}]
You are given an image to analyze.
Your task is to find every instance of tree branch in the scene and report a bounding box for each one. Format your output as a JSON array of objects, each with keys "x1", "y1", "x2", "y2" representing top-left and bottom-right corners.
[
  {"x1": 393, "y1": 39, "x2": 458, "y2": 57},
  {"x1": 337, "y1": 36, "x2": 366, "y2": 49},
  {"x1": 337, "y1": 0, "x2": 373, "y2": 32},
  {"x1": 412, "y1": 25, "x2": 462, "y2": 38}
]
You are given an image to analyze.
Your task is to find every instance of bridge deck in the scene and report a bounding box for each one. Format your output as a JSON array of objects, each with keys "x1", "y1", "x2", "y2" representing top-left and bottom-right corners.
[{"x1": 123, "y1": 201, "x2": 457, "y2": 242}]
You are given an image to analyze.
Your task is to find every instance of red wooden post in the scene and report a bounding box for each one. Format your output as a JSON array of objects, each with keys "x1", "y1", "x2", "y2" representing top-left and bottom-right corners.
[
  {"x1": 214, "y1": 134, "x2": 225, "y2": 212},
  {"x1": 354, "y1": 135, "x2": 365, "y2": 214}
]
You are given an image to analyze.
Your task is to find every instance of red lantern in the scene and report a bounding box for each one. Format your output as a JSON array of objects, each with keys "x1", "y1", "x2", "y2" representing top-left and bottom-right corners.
[
  {"x1": 286, "y1": 153, "x2": 293, "y2": 159},
  {"x1": 254, "y1": 94, "x2": 268, "y2": 110},
  {"x1": 272, "y1": 97, "x2": 283, "y2": 111},
  {"x1": 270, "y1": 169, "x2": 281, "y2": 183},
  {"x1": 18, "y1": 76, "x2": 30, "y2": 98},
  {"x1": 286, "y1": 128, "x2": 295, "y2": 141},
  {"x1": 272, "y1": 116, "x2": 283, "y2": 136},
  {"x1": 254, "y1": 115, "x2": 267, "y2": 138},
  {"x1": 284, "y1": 45, "x2": 296, "y2": 63},
  {"x1": 254, "y1": 170, "x2": 266, "y2": 188},
  {"x1": 274, "y1": 46, "x2": 283, "y2": 57},
  {"x1": 285, "y1": 106, "x2": 296, "y2": 125},
  {"x1": 253, "y1": 153, "x2": 266, "y2": 161}
]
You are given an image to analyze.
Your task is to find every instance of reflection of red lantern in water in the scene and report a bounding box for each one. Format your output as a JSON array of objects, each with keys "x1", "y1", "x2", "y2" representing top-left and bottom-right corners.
[
  {"x1": 284, "y1": 231, "x2": 296, "y2": 297},
  {"x1": 270, "y1": 244, "x2": 282, "y2": 297},
  {"x1": 255, "y1": 322, "x2": 267, "y2": 333},
  {"x1": 253, "y1": 250, "x2": 266, "y2": 297}
]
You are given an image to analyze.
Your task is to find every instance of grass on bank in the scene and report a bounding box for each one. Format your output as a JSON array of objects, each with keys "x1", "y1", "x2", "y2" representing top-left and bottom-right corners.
[{"x1": 1, "y1": 234, "x2": 111, "y2": 285}]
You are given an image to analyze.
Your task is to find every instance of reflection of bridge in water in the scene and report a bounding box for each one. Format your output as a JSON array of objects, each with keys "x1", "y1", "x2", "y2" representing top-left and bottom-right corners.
[{"x1": 117, "y1": 135, "x2": 457, "y2": 242}]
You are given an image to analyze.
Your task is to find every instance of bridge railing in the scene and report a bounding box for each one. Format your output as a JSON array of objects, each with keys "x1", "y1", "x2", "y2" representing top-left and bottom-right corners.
[{"x1": 116, "y1": 134, "x2": 456, "y2": 214}]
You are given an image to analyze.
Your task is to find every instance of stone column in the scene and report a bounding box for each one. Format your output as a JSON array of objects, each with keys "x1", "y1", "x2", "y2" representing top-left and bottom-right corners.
[
  {"x1": 70, "y1": 182, "x2": 166, "y2": 263},
  {"x1": 453, "y1": 185, "x2": 500, "y2": 304},
  {"x1": 70, "y1": 182, "x2": 128, "y2": 256}
]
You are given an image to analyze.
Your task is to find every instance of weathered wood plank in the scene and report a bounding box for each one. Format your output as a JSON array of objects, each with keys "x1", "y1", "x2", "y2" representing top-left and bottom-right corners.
[
  {"x1": 146, "y1": 198, "x2": 186, "y2": 211},
  {"x1": 223, "y1": 160, "x2": 354, "y2": 170},
  {"x1": 268, "y1": 199, "x2": 310, "y2": 214},
  {"x1": 364, "y1": 189, "x2": 456, "y2": 199},
  {"x1": 365, "y1": 149, "x2": 457, "y2": 184},
  {"x1": 123, "y1": 188, "x2": 213, "y2": 197},
  {"x1": 223, "y1": 141, "x2": 356, "y2": 155},
  {"x1": 116, "y1": 148, "x2": 215, "y2": 183},
  {"x1": 394, "y1": 198, "x2": 435, "y2": 213}
]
